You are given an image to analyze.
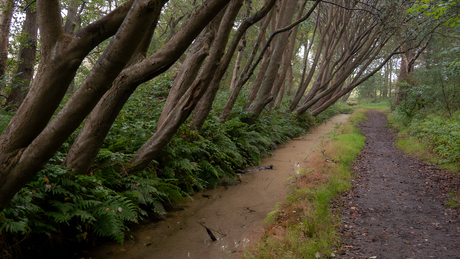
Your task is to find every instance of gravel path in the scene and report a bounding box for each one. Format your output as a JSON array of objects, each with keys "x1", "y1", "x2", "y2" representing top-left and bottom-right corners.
[{"x1": 338, "y1": 110, "x2": 460, "y2": 259}]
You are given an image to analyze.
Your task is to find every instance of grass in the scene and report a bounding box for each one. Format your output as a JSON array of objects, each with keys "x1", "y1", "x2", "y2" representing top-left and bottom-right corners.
[
  {"x1": 352, "y1": 99, "x2": 391, "y2": 110},
  {"x1": 394, "y1": 129, "x2": 439, "y2": 163},
  {"x1": 388, "y1": 117, "x2": 460, "y2": 173},
  {"x1": 241, "y1": 110, "x2": 366, "y2": 258}
]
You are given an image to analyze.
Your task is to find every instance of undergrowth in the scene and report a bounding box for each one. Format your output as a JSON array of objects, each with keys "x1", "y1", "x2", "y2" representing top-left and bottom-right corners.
[
  {"x1": 241, "y1": 109, "x2": 366, "y2": 258},
  {"x1": 389, "y1": 81, "x2": 460, "y2": 206},
  {"x1": 0, "y1": 75, "x2": 345, "y2": 258}
]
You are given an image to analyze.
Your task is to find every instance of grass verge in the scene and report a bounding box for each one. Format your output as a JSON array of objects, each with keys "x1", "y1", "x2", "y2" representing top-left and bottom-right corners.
[
  {"x1": 241, "y1": 110, "x2": 367, "y2": 258},
  {"x1": 354, "y1": 99, "x2": 391, "y2": 110},
  {"x1": 388, "y1": 116, "x2": 460, "y2": 174}
]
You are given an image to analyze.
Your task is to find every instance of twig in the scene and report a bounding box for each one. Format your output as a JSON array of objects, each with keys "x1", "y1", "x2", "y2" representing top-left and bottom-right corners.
[
  {"x1": 264, "y1": 177, "x2": 275, "y2": 190},
  {"x1": 23, "y1": 0, "x2": 36, "y2": 11},
  {"x1": 198, "y1": 222, "x2": 217, "y2": 241}
]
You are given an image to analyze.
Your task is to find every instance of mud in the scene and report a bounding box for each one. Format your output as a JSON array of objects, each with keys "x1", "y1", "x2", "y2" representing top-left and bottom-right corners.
[
  {"x1": 338, "y1": 110, "x2": 460, "y2": 259},
  {"x1": 77, "y1": 114, "x2": 350, "y2": 259}
]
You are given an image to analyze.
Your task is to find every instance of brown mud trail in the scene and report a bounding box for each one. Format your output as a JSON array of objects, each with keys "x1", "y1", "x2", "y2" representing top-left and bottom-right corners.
[
  {"x1": 338, "y1": 110, "x2": 460, "y2": 259},
  {"x1": 79, "y1": 114, "x2": 350, "y2": 259}
]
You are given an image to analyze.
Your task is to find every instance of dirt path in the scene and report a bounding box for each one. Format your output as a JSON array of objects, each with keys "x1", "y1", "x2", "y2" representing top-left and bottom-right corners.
[
  {"x1": 338, "y1": 110, "x2": 460, "y2": 259},
  {"x1": 78, "y1": 114, "x2": 350, "y2": 259}
]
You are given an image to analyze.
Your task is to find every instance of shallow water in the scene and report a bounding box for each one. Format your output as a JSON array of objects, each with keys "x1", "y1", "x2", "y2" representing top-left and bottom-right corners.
[{"x1": 81, "y1": 114, "x2": 350, "y2": 259}]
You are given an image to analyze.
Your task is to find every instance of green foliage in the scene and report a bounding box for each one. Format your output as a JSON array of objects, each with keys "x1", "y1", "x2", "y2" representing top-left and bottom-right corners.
[
  {"x1": 397, "y1": 114, "x2": 460, "y2": 166},
  {"x1": 332, "y1": 101, "x2": 355, "y2": 114},
  {"x1": 356, "y1": 73, "x2": 386, "y2": 100},
  {"x1": 393, "y1": 82, "x2": 431, "y2": 125},
  {"x1": 408, "y1": 0, "x2": 460, "y2": 26},
  {"x1": 0, "y1": 72, "x2": 339, "y2": 253},
  {"x1": 0, "y1": 108, "x2": 13, "y2": 135},
  {"x1": 314, "y1": 102, "x2": 343, "y2": 122}
]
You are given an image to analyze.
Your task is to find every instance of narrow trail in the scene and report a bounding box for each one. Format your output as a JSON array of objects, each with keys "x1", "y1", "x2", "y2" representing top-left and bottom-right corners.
[
  {"x1": 338, "y1": 110, "x2": 460, "y2": 259},
  {"x1": 78, "y1": 114, "x2": 350, "y2": 259}
]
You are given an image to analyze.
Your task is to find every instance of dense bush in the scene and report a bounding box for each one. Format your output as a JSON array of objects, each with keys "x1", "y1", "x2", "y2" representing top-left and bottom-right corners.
[
  {"x1": 392, "y1": 66, "x2": 460, "y2": 167},
  {"x1": 396, "y1": 114, "x2": 460, "y2": 166}
]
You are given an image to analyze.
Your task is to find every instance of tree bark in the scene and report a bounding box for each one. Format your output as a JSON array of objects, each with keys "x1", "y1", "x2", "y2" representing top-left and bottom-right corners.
[
  {"x1": 0, "y1": 0, "x2": 162, "y2": 210},
  {"x1": 273, "y1": 0, "x2": 306, "y2": 108},
  {"x1": 294, "y1": 0, "x2": 390, "y2": 116},
  {"x1": 287, "y1": 11, "x2": 323, "y2": 112},
  {"x1": 395, "y1": 47, "x2": 415, "y2": 104},
  {"x1": 4, "y1": 7, "x2": 38, "y2": 109},
  {"x1": 130, "y1": 0, "x2": 243, "y2": 172},
  {"x1": 240, "y1": 10, "x2": 274, "y2": 111},
  {"x1": 0, "y1": 0, "x2": 135, "y2": 157},
  {"x1": 245, "y1": 0, "x2": 299, "y2": 121},
  {"x1": 191, "y1": 0, "x2": 276, "y2": 131},
  {"x1": 230, "y1": 38, "x2": 245, "y2": 90},
  {"x1": 0, "y1": 0, "x2": 14, "y2": 77},
  {"x1": 64, "y1": 0, "x2": 79, "y2": 34},
  {"x1": 286, "y1": 62, "x2": 293, "y2": 96},
  {"x1": 63, "y1": 0, "x2": 230, "y2": 175},
  {"x1": 156, "y1": 27, "x2": 215, "y2": 129},
  {"x1": 242, "y1": 43, "x2": 271, "y2": 110}
]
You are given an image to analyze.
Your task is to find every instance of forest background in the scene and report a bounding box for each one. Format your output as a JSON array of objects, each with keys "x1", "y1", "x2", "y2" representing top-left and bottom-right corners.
[{"x1": 0, "y1": 0, "x2": 459, "y2": 257}]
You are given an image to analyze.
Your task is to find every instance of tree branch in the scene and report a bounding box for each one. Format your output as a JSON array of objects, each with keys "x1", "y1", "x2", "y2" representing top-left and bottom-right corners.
[
  {"x1": 74, "y1": 0, "x2": 135, "y2": 52},
  {"x1": 319, "y1": 0, "x2": 381, "y2": 19},
  {"x1": 239, "y1": 0, "x2": 321, "y2": 89}
]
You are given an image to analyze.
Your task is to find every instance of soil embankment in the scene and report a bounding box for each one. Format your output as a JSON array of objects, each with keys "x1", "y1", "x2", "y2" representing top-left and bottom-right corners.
[
  {"x1": 338, "y1": 110, "x2": 460, "y2": 258},
  {"x1": 80, "y1": 114, "x2": 350, "y2": 259}
]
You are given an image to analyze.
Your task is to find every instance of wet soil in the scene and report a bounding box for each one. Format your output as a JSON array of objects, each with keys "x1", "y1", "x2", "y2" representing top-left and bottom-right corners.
[
  {"x1": 338, "y1": 110, "x2": 460, "y2": 259},
  {"x1": 78, "y1": 114, "x2": 350, "y2": 259}
]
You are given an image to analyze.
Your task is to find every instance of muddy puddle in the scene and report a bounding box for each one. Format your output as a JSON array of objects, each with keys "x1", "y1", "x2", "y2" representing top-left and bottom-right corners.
[{"x1": 79, "y1": 114, "x2": 350, "y2": 259}]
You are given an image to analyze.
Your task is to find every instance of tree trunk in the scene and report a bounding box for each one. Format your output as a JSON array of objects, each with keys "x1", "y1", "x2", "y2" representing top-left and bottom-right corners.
[
  {"x1": 396, "y1": 47, "x2": 415, "y2": 104},
  {"x1": 288, "y1": 13, "x2": 324, "y2": 112},
  {"x1": 192, "y1": 0, "x2": 277, "y2": 131},
  {"x1": 310, "y1": 50, "x2": 399, "y2": 116},
  {"x1": 246, "y1": 0, "x2": 297, "y2": 121},
  {"x1": 4, "y1": 7, "x2": 38, "y2": 110},
  {"x1": 229, "y1": 38, "x2": 245, "y2": 90},
  {"x1": 243, "y1": 47, "x2": 270, "y2": 106},
  {"x1": 64, "y1": 0, "x2": 79, "y2": 34},
  {"x1": 221, "y1": 9, "x2": 273, "y2": 118},
  {"x1": 156, "y1": 27, "x2": 215, "y2": 129},
  {"x1": 273, "y1": 0, "x2": 306, "y2": 108},
  {"x1": 130, "y1": 0, "x2": 243, "y2": 172},
  {"x1": 286, "y1": 63, "x2": 293, "y2": 96},
  {"x1": 240, "y1": 10, "x2": 274, "y2": 111},
  {"x1": 0, "y1": 0, "x2": 14, "y2": 77},
  {"x1": 63, "y1": 0, "x2": 229, "y2": 175},
  {"x1": 389, "y1": 59, "x2": 393, "y2": 97},
  {"x1": 0, "y1": 0, "x2": 162, "y2": 210}
]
